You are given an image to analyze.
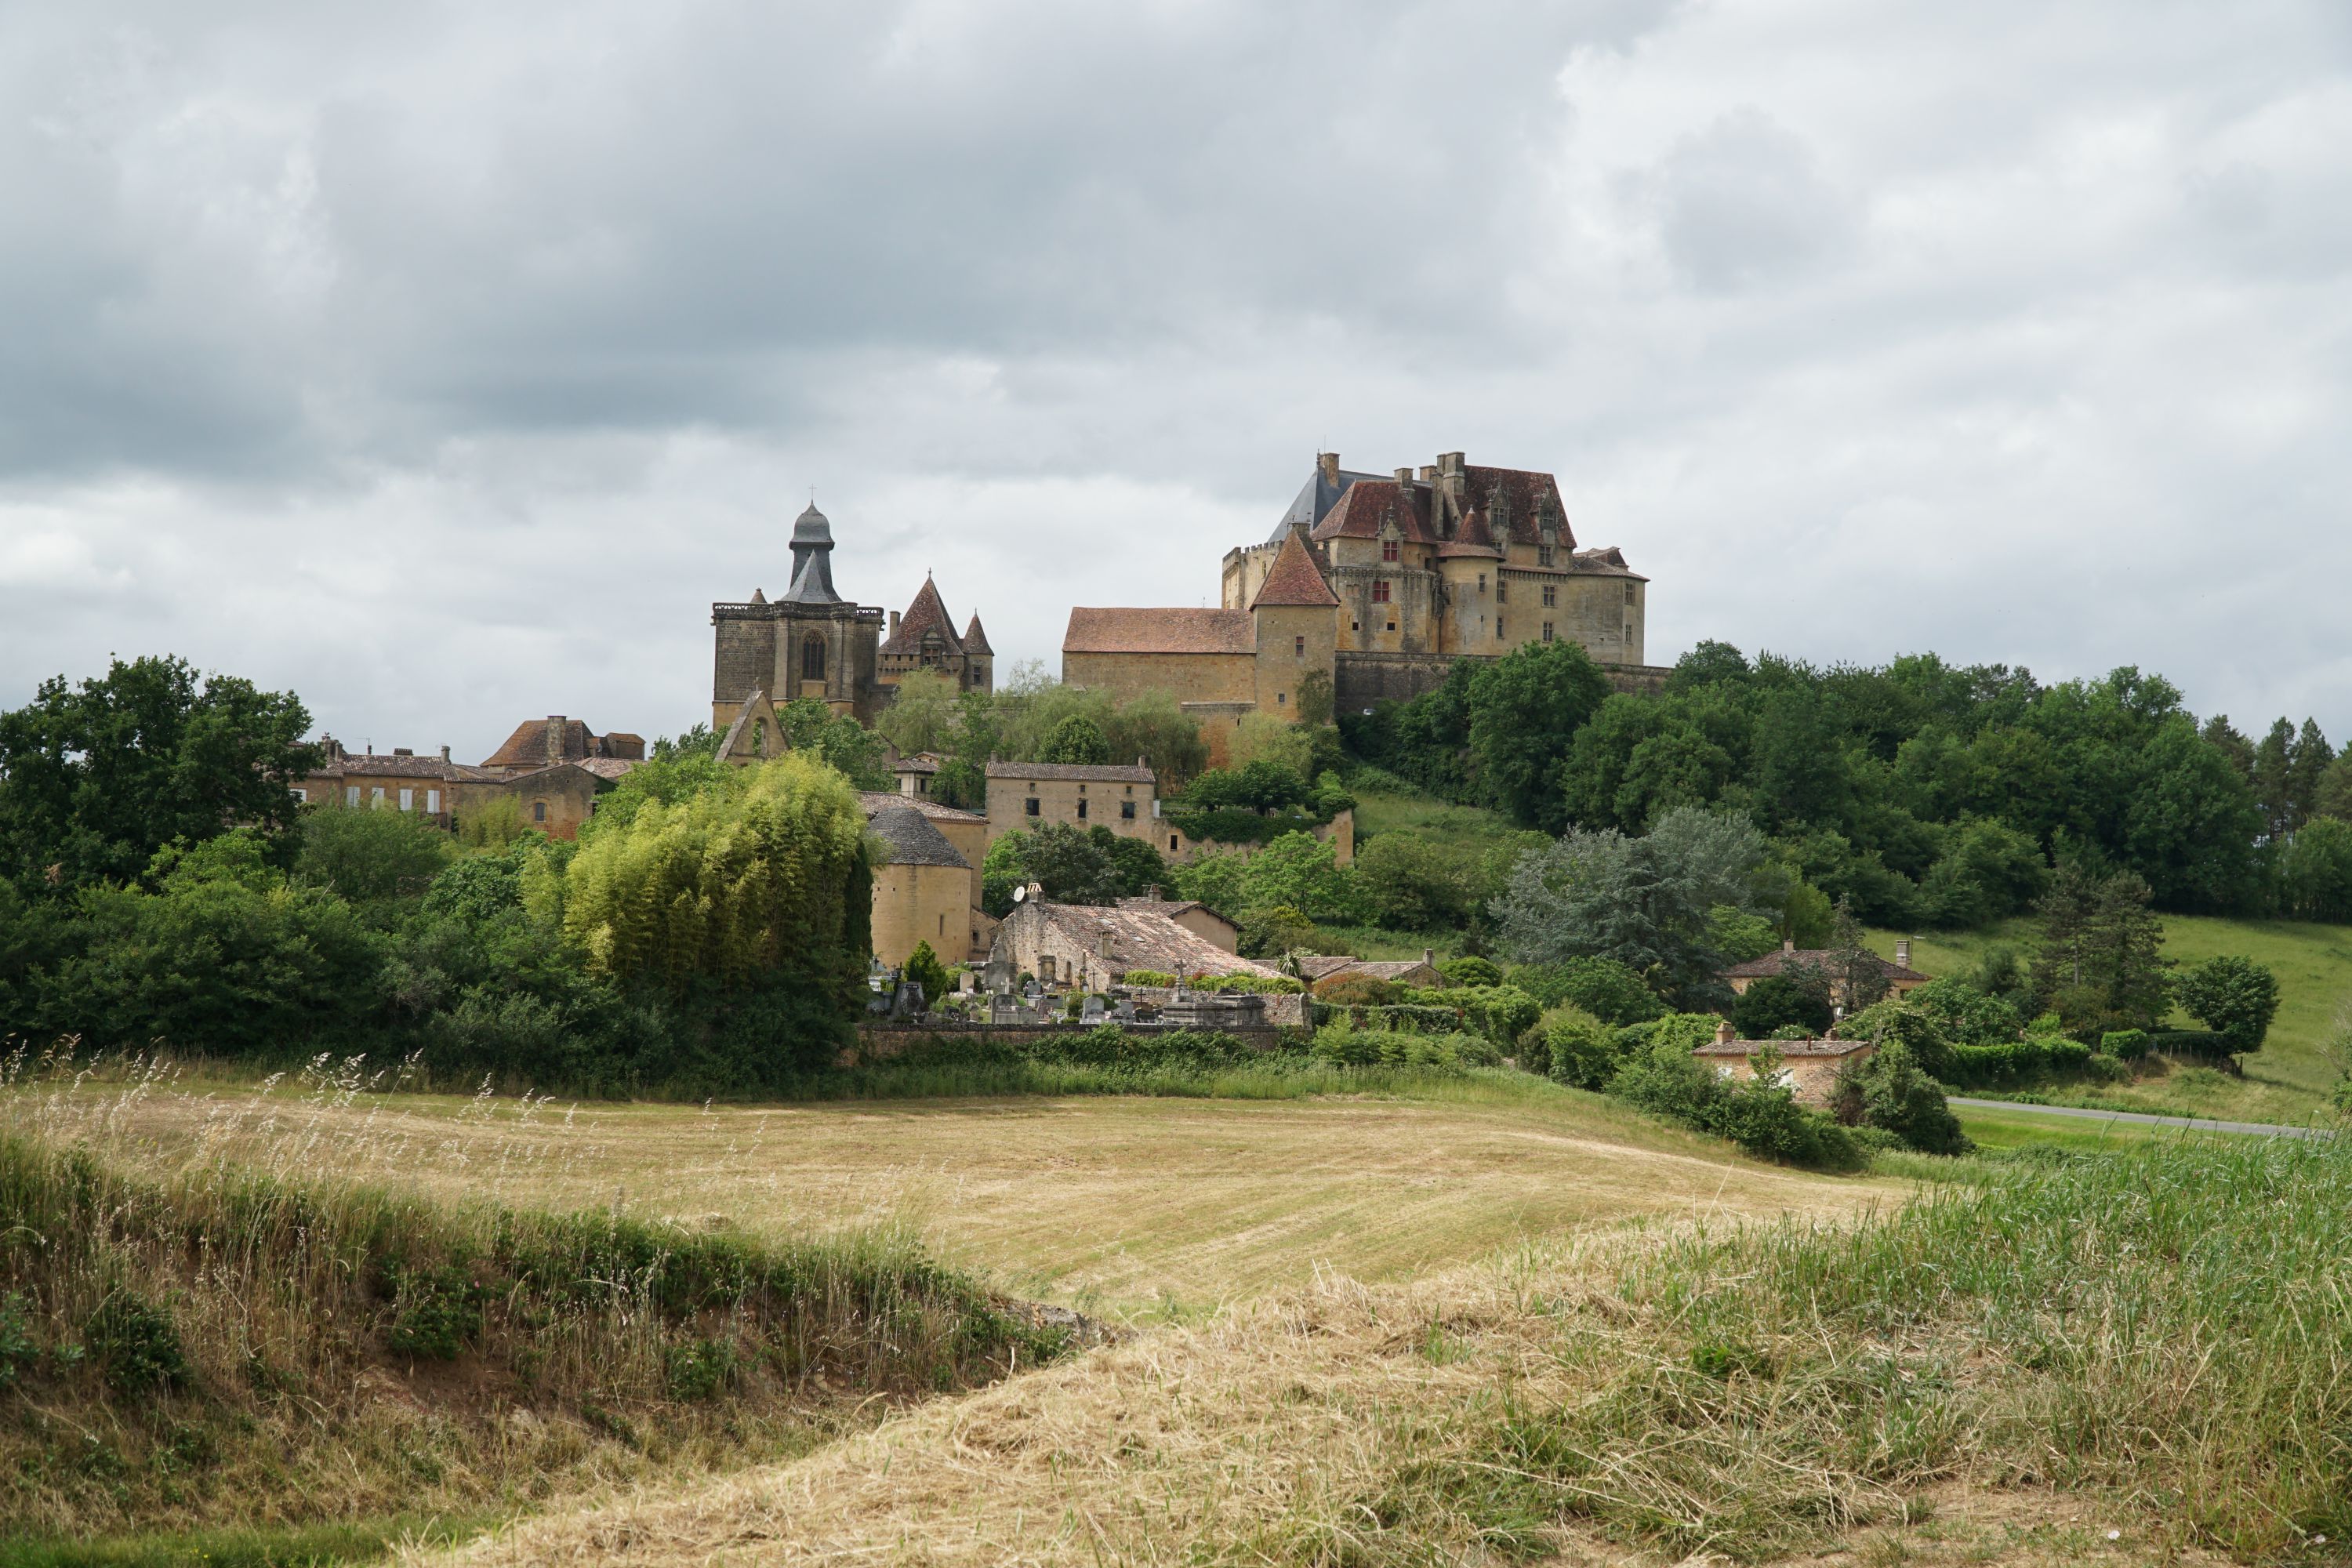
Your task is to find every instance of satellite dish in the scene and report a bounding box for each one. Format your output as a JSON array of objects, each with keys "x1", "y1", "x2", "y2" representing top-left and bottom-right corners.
[{"x1": 1011, "y1": 884, "x2": 1027, "y2": 903}]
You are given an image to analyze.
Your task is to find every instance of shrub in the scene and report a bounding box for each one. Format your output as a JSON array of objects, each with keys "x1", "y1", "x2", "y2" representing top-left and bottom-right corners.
[
  {"x1": 1530, "y1": 1005, "x2": 1620, "y2": 1091},
  {"x1": 903, "y1": 941, "x2": 954, "y2": 1008},
  {"x1": 86, "y1": 1289, "x2": 189, "y2": 1396},
  {"x1": 1453, "y1": 985, "x2": 1541, "y2": 1047},
  {"x1": 1828, "y1": 1043, "x2": 1969, "y2": 1155},
  {"x1": 1908, "y1": 978, "x2": 2023, "y2": 1047},
  {"x1": 1436, "y1": 955, "x2": 1501, "y2": 989},
  {"x1": 1314, "y1": 974, "x2": 1401, "y2": 1007},
  {"x1": 386, "y1": 1263, "x2": 481, "y2": 1361},
  {"x1": 664, "y1": 1338, "x2": 738, "y2": 1401},
  {"x1": 1507, "y1": 957, "x2": 1664, "y2": 1027},
  {"x1": 2100, "y1": 1028, "x2": 2151, "y2": 1060},
  {"x1": 1308, "y1": 1020, "x2": 1383, "y2": 1067},
  {"x1": 1204, "y1": 972, "x2": 1305, "y2": 995},
  {"x1": 2148, "y1": 1029, "x2": 2237, "y2": 1065},
  {"x1": 1120, "y1": 969, "x2": 1178, "y2": 989},
  {"x1": 1238, "y1": 905, "x2": 1321, "y2": 960}
]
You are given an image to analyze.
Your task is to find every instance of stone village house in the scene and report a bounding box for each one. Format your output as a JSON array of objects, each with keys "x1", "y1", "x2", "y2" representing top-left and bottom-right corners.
[
  {"x1": 1691, "y1": 1021, "x2": 1876, "y2": 1110},
  {"x1": 1720, "y1": 938, "x2": 1930, "y2": 1010}
]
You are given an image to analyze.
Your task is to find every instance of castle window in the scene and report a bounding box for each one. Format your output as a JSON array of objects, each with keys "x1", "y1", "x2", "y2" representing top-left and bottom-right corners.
[
  {"x1": 1121, "y1": 800, "x2": 1136, "y2": 820},
  {"x1": 1497, "y1": 617, "x2": 1506, "y2": 640},
  {"x1": 1543, "y1": 621, "x2": 1555, "y2": 643},
  {"x1": 1294, "y1": 635, "x2": 1305, "y2": 657},
  {"x1": 1478, "y1": 573, "x2": 1486, "y2": 592},
  {"x1": 1381, "y1": 539, "x2": 1399, "y2": 562},
  {"x1": 1276, "y1": 691, "x2": 1286, "y2": 705},
  {"x1": 1386, "y1": 622, "x2": 1397, "y2": 632},
  {"x1": 1624, "y1": 583, "x2": 1637, "y2": 605},
  {"x1": 1078, "y1": 798, "x2": 1088, "y2": 819},
  {"x1": 1496, "y1": 579, "x2": 1508, "y2": 602},
  {"x1": 1541, "y1": 584, "x2": 1556, "y2": 608},
  {"x1": 802, "y1": 636, "x2": 826, "y2": 681},
  {"x1": 1025, "y1": 797, "x2": 1040, "y2": 817},
  {"x1": 533, "y1": 800, "x2": 547, "y2": 822},
  {"x1": 1538, "y1": 546, "x2": 1555, "y2": 567},
  {"x1": 1371, "y1": 579, "x2": 1390, "y2": 604}
]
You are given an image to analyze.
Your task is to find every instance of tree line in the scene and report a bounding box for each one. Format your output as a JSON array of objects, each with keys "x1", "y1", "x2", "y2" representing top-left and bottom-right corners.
[{"x1": 1346, "y1": 638, "x2": 2352, "y2": 928}]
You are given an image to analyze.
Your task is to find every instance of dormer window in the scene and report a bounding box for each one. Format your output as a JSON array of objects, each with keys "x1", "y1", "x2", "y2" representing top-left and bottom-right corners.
[
  {"x1": 1537, "y1": 546, "x2": 1555, "y2": 568},
  {"x1": 1381, "y1": 539, "x2": 1399, "y2": 562}
]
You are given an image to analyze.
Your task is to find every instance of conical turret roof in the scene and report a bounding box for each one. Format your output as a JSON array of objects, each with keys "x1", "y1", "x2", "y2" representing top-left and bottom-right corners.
[
  {"x1": 961, "y1": 613, "x2": 994, "y2": 655},
  {"x1": 1248, "y1": 529, "x2": 1340, "y2": 609}
]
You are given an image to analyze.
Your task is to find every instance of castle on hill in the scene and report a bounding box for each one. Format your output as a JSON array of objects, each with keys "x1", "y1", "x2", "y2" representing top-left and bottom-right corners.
[
  {"x1": 1062, "y1": 450, "x2": 1664, "y2": 753},
  {"x1": 710, "y1": 501, "x2": 991, "y2": 730}
]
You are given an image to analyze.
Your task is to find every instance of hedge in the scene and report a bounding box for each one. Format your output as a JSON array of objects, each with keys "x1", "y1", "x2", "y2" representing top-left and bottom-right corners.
[
  {"x1": 1940, "y1": 1035, "x2": 2092, "y2": 1088},
  {"x1": 2147, "y1": 1029, "x2": 2237, "y2": 1064}
]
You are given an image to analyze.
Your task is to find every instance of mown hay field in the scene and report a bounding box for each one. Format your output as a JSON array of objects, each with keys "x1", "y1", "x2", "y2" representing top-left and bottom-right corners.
[{"x1": 9, "y1": 1060, "x2": 1896, "y2": 1319}]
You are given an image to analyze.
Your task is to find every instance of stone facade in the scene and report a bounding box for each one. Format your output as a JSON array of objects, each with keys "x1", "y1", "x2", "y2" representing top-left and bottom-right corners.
[
  {"x1": 296, "y1": 738, "x2": 634, "y2": 843},
  {"x1": 1068, "y1": 451, "x2": 1668, "y2": 746},
  {"x1": 984, "y1": 760, "x2": 1163, "y2": 845},
  {"x1": 1693, "y1": 1024, "x2": 1875, "y2": 1109},
  {"x1": 712, "y1": 501, "x2": 990, "y2": 728},
  {"x1": 1721, "y1": 940, "x2": 1929, "y2": 1008}
]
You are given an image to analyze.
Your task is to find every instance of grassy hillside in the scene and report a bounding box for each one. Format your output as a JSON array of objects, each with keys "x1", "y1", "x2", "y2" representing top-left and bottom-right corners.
[
  {"x1": 1871, "y1": 919, "x2": 2350, "y2": 1124},
  {"x1": 0, "y1": 1095, "x2": 1058, "y2": 1545},
  {"x1": 418, "y1": 1131, "x2": 2352, "y2": 1567}
]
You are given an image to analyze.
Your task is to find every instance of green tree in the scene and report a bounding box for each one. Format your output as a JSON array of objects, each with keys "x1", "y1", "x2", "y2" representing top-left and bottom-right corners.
[
  {"x1": 1040, "y1": 714, "x2": 1112, "y2": 766},
  {"x1": 1830, "y1": 1042, "x2": 1968, "y2": 1155},
  {"x1": 2279, "y1": 817, "x2": 2352, "y2": 921},
  {"x1": 1730, "y1": 975, "x2": 1833, "y2": 1039},
  {"x1": 1237, "y1": 904, "x2": 1319, "y2": 960},
  {"x1": 1167, "y1": 849, "x2": 1250, "y2": 920},
  {"x1": 2174, "y1": 955, "x2": 2280, "y2": 1055},
  {"x1": 1492, "y1": 807, "x2": 1771, "y2": 1005},
  {"x1": 1102, "y1": 691, "x2": 1208, "y2": 786},
  {"x1": 295, "y1": 803, "x2": 455, "y2": 910},
  {"x1": 873, "y1": 670, "x2": 962, "y2": 757},
  {"x1": 1237, "y1": 831, "x2": 1362, "y2": 924},
  {"x1": 1467, "y1": 640, "x2": 1610, "y2": 833},
  {"x1": 1506, "y1": 956, "x2": 1663, "y2": 1025},
  {"x1": 1352, "y1": 833, "x2": 1472, "y2": 931},
  {"x1": 980, "y1": 822, "x2": 1127, "y2": 913},
  {"x1": 559, "y1": 753, "x2": 870, "y2": 999},
  {"x1": 0, "y1": 655, "x2": 318, "y2": 891},
  {"x1": 1294, "y1": 668, "x2": 1335, "y2": 727},
  {"x1": 2032, "y1": 866, "x2": 2171, "y2": 1033},
  {"x1": 902, "y1": 939, "x2": 953, "y2": 1006}
]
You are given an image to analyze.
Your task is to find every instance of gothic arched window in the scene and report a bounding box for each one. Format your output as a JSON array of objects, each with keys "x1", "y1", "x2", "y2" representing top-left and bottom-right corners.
[{"x1": 802, "y1": 635, "x2": 826, "y2": 681}]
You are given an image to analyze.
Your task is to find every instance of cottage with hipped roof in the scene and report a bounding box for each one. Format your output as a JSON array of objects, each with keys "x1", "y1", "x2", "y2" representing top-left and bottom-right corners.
[{"x1": 1721, "y1": 938, "x2": 1929, "y2": 1009}]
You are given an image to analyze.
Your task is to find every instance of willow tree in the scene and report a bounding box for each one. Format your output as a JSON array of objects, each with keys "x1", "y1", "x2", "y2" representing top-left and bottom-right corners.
[{"x1": 559, "y1": 753, "x2": 872, "y2": 1002}]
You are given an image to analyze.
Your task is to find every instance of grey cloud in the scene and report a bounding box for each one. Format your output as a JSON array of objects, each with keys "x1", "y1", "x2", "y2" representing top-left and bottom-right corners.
[{"x1": 1646, "y1": 109, "x2": 1851, "y2": 293}]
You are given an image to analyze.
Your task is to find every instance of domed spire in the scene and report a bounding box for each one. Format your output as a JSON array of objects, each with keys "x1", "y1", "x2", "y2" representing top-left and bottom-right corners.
[{"x1": 782, "y1": 495, "x2": 843, "y2": 604}]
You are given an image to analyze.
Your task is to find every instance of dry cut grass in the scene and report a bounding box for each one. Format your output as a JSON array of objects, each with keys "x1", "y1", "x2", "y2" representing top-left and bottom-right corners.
[
  {"x1": 13, "y1": 1055, "x2": 1896, "y2": 1319},
  {"x1": 422, "y1": 1131, "x2": 2349, "y2": 1568}
]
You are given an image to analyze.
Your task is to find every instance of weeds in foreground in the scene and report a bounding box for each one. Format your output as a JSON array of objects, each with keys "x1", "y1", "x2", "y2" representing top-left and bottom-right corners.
[{"x1": 1370, "y1": 1131, "x2": 2351, "y2": 1563}]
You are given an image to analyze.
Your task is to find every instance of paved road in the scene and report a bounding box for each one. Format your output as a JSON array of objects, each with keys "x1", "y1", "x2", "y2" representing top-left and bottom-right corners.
[{"x1": 1948, "y1": 1097, "x2": 2328, "y2": 1140}]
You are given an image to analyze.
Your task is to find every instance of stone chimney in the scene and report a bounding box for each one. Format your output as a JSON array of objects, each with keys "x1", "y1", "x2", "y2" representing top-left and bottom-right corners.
[
  {"x1": 1147, "y1": 884, "x2": 1162, "y2": 902},
  {"x1": 1025, "y1": 880, "x2": 1044, "y2": 900},
  {"x1": 889, "y1": 611, "x2": 901, "y2": 639},
  {"x1": 1417, "y1": 464, "x2": 1438, "y2": 484},
  {"x1": 1895, "y1": 937, "x2": 1912, "y2": 968},
  {"x1": 1392, "y1": 466, "x2": 1414, "y2": 488},
  {"x1": 1317, "y1": 452, "x2": 1341, "y2": 485},
  {"x1": 1715, "y1": 1020, "x2": 1736, "y2": 1045},
  {"x1": 1782, "y1": 938, "x2": 1795, "y2": 954},
  {"x1": 1422, "y1": 948, "x2": 1436, "y2": 969},
  {"x1": 1439, "y1": 451, "x2": 1465, "y2": 475},
  {"x1": 392, "y1": 747, "x2": 413, "y2": 757},
  {"x1": 440, "y1": 745, "x2": 450, "y2": 763},
  {"x1": 545, "y1": 717, "x2": 567, "y2": 765},
  {"x1": 1099, "y1": 924, "x2": 1118, "y2": 960}
]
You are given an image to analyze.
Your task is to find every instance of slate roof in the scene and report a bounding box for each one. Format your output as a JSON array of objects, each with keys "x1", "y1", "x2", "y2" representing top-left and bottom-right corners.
[
  {"x1": 1721, "y1": 949, "x2": 1927, "y2": 983},
  {"x1": 866, "y1": 804, "x2": 971, "y2": 869},
  {"x1": 857, "y1": 790, "x2": 985, "y2": 824},
  {"x1": 1032, "y1": 901, "x2": 1283, "y2": 980},
  {"x1": 1063, "y1": 607, "x2": 1257, "y2": 656},
  {"x1": 782, "y1": 503, "x2": 844, "y2": 606},
  {"x1": 882, "y1": 576, "x2": 964, "y2": 658},
  {"x1": 985, "y1": 760, "x2": 1157, "y2": 784},
  {"x1": 1270, "y1": 462, "x2": 1385, "y2": 543},
  {"x1": 1568, "y1": 546, "x2": 1646, "y2": 580},
  {"x1": 1249, "y1": 531, "x2": 1340, "y2": 609},
  {"x1": 961, "y1": 614, "x2": 993, "y2": 656}
]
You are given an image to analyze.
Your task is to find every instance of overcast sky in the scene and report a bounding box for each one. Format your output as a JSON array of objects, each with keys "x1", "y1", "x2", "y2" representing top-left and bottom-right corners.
[{"x1": 3, "y1": 1, "x2": 2349, "y2": 760}]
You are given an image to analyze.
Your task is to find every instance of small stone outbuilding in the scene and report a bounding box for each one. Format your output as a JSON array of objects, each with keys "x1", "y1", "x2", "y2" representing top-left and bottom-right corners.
[{"x1": 1691, "y1": 1022, "x2": 1875, "y2": 1109}]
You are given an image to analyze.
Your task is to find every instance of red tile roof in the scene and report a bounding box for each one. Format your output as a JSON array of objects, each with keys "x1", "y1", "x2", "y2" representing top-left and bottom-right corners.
[
  {"x1": 1248, "y1": 530, "x2": 1340, "y2": 609},
  {"x1": 1465, "y1": 465, "x2": 1576, "y2": 550},
  {"x1": 1436, "y1": 505, "x2": 1504, "y2": 559},
  {"x1": 1063, "y1": 607, "x2": 1256, "y2": 656},
  {"x1": 1721, "y1": 949, "x2": 1927, "y2": 983},
  {"x1": 1309, "y1": 479, "x2": 1436, "y2": 545},
  {"x1": 882, "y1": 576, "x2": 963, "y2": 658}
]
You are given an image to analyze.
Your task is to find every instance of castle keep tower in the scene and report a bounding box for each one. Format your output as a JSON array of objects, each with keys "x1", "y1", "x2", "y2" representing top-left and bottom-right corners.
[{"x1": 710, "y1": 501, "x2": 887, "y2": 726}]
